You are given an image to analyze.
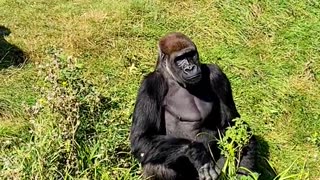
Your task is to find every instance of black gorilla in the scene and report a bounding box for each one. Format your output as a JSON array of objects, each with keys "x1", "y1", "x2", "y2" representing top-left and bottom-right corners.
[{"x1": 130, "y1": 32, "x2": 256, "y2": 180}]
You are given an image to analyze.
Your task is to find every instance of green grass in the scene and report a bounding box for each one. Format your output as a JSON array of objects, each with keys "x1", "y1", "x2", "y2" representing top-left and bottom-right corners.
[{"x1": 0, "y1": 0, "x2": 319, "y2": 179}]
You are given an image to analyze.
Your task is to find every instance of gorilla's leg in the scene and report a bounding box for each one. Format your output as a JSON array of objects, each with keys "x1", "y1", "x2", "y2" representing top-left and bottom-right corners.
[
  {"x1": 210, "y1": 136, "x2": 256, "y2": 178},
  {"x1": 214, "y1": 136, "x2": 257, "y2": 176},
  {"x1": 143, "y1": 160, "x2": 200, "y2": 180},
  {"x1": 143, "y1": 164, "x2": 177, "y2": 180},
  {"x1": 238, "y1": 135, "x2": 257, "y2": 174}
]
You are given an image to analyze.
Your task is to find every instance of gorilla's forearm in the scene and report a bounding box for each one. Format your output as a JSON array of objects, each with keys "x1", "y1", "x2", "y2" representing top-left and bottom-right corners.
[{"x1": 131, "y1": 134, "x2": 212, "y2": 170}]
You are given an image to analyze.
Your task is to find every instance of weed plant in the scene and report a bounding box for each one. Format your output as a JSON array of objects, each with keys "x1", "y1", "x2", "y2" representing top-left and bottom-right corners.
[
  {"x1": 217, "y1": 118, "x2": 309, "y2": 180},
  {"x1": 22, "y1": 54, "x2": 110, "y2": 179}
]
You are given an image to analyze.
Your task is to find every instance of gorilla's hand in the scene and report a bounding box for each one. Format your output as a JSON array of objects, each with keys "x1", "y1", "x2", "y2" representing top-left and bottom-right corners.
[{"x1": 198, "y1": 163, "x2": 219, "y2": 180}]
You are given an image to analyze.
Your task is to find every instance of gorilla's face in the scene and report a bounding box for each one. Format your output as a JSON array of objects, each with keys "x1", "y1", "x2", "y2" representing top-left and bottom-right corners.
[
  {"x1": 156, "y1": 32, "x2": 202, "y2": 87},
  {"x1": 167, "y1": 48, "x2": 202, "y2": 86}
]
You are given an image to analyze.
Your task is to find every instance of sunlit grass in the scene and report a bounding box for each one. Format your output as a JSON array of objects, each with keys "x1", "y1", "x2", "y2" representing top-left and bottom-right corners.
[{"x1": 0, "y1": 0, "x2": 319, "y2": 179}]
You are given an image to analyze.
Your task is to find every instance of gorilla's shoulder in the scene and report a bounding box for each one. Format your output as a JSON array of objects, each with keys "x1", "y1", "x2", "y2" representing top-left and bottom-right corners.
[
  {"x1": 139, "y1": 71, "x2": 168, "y2": 97},
  {"x1": 143, "y1": 71, "x2": 165, "y2": 83},
  {"x1": 201, "y1": 63, "x2": 223, "y2": 74},
  {"x1": 200, "y1": 63, "x2": 226, "y2": 80}
]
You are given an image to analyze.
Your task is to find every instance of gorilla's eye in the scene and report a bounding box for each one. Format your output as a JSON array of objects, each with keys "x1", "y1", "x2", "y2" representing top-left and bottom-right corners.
[
  {"x1": 186, "y1": 50, "x2": 196, "y2": 58},
  {"x1": 176, "y1": 59, "x2": 188, "y2": 68},
  {"x1": 175, "y1": 50, "x2": 197, "y2": 69}
]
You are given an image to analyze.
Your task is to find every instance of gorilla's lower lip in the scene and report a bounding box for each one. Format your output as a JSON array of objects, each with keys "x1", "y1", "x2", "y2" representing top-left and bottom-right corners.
[
  {"x1": 188, "y1": 74, "x2": 201, "y2": 80},
  {"x1": 187, "y1": 74, "x2": 202, "y2": 84}
]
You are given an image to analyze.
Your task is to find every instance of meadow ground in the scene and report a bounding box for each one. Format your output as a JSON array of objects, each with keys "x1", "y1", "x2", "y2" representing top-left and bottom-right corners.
[{"x1": 0, "y1": 0, "x2": 319, "y2": 179}]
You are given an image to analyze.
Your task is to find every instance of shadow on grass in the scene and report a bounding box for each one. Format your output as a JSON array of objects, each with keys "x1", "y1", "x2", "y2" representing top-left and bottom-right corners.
[
  {"x1": 0, "y1": 25, "x2": 27, "y2": 69},
  {"x1": 255, "y1": 135, "x2": 277, "y2": 180}
]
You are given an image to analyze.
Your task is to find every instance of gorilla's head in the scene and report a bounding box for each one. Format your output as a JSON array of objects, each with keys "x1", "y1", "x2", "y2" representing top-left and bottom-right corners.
[{"x1": 156, "y1": 32, "x2": 202, "y2": 87}]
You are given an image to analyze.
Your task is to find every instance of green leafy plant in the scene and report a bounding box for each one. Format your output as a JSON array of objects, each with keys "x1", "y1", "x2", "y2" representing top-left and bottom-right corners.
[
  {"x1": 217, "y1": 118, "x2": 257, "y2": 180},
  {"x1": 217, "y1": 118, "x2": 309, "y2": 180},
  {"x1": 29, "y1": 53, "x2": 110, "y2": 178}
]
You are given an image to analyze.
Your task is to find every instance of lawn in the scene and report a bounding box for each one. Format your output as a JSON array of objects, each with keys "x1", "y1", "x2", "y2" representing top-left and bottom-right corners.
[{"x1": 0, "y1": 0, "x2": 319, "y2": 179}]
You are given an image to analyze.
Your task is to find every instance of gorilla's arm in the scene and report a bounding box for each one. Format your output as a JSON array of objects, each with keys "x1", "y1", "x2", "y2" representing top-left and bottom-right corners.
[
  {"x1": 192, "y1": 64, "x2": 240, "y2": 148},
  {"x1": 206, "y1": 64, "x2": 240, "y2": 127},
  {"x1": 130, "y1": 71, "x2": 213, "y2": 170},
  {"x1": 205, "y1": 64, "x2": 256, "y2": 172}
]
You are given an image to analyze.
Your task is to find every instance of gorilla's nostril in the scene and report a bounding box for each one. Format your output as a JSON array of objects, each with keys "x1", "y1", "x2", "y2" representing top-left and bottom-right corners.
[{"x1": 184, "y1": 65, "x2": 195, "y2": 72}]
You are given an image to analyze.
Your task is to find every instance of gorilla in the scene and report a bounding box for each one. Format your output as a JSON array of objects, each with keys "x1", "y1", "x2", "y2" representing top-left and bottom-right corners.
[{"x1": 130, "y1": 32, "x2": 256, "y2": 180}]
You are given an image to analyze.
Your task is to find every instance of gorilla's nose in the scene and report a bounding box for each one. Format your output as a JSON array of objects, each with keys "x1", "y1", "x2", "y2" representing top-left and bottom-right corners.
[{"x1": 184, "y1": 64, "x2": 196, "y2": 74}]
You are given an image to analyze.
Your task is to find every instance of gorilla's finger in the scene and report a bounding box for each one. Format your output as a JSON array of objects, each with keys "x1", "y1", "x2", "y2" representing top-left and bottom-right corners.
[
  {"x1": 199, "y1": 163, "x2": 218, "y2": 180},
  {"x1": 199, "y1": 168, "x2": 205, "y2": 180},
  {"x1": 214, "y1": 164, "x2": 221, "y2": 175},
  {"x1": 203, "y1": 166, "x2": 210, "y2": 180},
  {"x1": 208, "y1": 165, "x2": 218, "y2": 180}
]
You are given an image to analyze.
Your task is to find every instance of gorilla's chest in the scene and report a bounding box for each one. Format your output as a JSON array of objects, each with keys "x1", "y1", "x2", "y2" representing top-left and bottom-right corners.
[{"x1": 163, "y1": 82, "x2": 214, "y2": 139}]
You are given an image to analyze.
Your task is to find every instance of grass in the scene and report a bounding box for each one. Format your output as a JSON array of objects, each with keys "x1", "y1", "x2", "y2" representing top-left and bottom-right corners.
[{"x1": 0, "y1": 0, "x2": 319, "y2": 179}]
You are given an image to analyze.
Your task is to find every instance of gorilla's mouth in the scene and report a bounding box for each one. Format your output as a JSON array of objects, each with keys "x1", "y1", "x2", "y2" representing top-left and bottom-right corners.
[{"x1": 186, "y1": 73, "x2": 202, "y2": 84}]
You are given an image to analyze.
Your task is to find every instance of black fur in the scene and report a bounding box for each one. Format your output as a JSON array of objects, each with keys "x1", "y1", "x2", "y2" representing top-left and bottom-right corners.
[{"x1": 130, "y1": 32, "x2": 256, "y2": 180}]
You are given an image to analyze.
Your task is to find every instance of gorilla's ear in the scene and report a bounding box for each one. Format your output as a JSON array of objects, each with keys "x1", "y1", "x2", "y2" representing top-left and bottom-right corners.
[
  {"x1": 157, "y1": 45, "x2": 166, "y2": 61},
  {"x1": 156, "y1": 45, "x2": 166, "y2": 69}
]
